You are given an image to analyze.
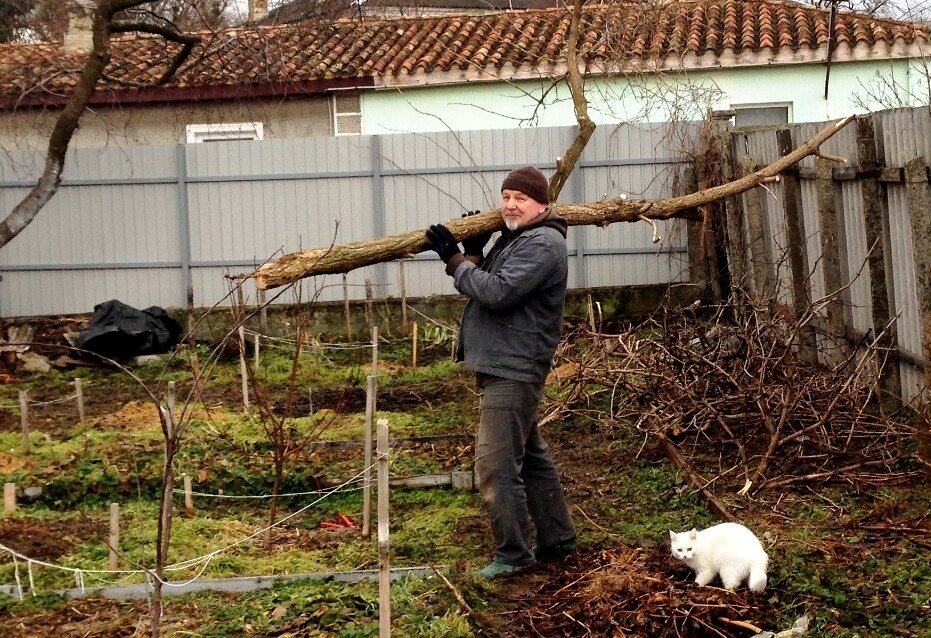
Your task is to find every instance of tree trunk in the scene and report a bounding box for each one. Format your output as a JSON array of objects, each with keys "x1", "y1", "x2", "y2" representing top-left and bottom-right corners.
[{"x1": 246, "y1": 116, "x2": 854, "y2": 290}]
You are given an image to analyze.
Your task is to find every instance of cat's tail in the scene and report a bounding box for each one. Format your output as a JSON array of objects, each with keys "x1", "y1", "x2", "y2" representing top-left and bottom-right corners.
[{"x1": 748, "y1": 559, "x2": 768, "y2": 593}]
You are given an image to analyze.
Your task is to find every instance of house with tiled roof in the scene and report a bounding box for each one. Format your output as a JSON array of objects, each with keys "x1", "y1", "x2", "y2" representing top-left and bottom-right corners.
[{"x1": 0, "y1": 0, "x2": 927, "y2": 149}]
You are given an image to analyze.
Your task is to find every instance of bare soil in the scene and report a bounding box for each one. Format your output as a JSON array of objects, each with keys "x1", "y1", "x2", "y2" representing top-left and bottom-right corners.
[{"x1": 0, "y1": 321, "x2": 927, "y2": 637}]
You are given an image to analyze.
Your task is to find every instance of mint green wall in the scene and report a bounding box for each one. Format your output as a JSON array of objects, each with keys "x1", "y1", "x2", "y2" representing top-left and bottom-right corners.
[{"x1": 362, "y1": 59, "x2": 926, "y2": 134}]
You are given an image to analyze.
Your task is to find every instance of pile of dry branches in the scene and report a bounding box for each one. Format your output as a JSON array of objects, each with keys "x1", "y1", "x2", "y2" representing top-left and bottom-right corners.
[
  {"x1": 502, "y1": 546, "x2": 783, "y2": 638},
  {"x1": 544, "y1": 292, "x2": 923, "y2": 499}
]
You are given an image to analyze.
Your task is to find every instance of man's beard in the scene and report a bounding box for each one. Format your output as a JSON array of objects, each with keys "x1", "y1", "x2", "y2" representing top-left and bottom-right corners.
[{"x1": 504, "y1": 219, "x2": 519, "y2": 231}]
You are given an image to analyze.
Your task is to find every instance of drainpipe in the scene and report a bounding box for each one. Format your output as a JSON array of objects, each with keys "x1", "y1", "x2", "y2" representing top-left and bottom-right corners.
[
  {"x1": 249, "y1": 0, "x2": 268, "y2": 21},
  {"x1": 64, "y1": 0, "x2": 94, "y2": 52}
]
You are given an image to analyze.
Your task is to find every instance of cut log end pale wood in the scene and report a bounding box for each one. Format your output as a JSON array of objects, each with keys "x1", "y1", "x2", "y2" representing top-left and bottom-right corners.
[{"x1": 241, "y1": 116, "x2": 854, "y2": 290}]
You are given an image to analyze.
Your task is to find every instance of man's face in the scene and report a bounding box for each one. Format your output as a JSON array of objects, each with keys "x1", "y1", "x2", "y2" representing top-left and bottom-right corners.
[{"x1": 501, "y1": 189, "x2": 547, "y2": 231}]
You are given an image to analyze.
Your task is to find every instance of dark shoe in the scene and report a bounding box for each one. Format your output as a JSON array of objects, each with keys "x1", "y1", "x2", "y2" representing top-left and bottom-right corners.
[
  {"x1": 533, "y1": 538, "x2": 577, "y2": 561},
  {"x1": 477, "y1": 561, "x2": 532, "y2": 579}
]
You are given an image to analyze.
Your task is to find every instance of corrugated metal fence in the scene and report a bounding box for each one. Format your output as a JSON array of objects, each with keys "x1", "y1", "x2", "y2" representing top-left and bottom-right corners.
[
  {"x1": 0, "y1": 122, "x2": 697, "y2": 317},
  {"x1": 728, "y1": 106, "x2": 931, "y2": 405}
]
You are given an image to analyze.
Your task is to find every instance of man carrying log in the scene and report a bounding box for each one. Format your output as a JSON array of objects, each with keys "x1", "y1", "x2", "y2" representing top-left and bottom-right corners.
[{"x1": 424, "y1": 166, "x2": 577, "y2": 579}]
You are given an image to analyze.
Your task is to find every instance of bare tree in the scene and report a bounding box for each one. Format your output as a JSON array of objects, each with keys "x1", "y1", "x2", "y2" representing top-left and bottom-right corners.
[{"x1": 0, "y1": 1, "x2": 200, "y2": 249}]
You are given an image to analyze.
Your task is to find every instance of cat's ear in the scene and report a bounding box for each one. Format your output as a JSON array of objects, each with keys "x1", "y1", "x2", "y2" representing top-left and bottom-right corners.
[
  {"x1": 669, "y1": 530, "x2": 676, "y2": 541},
  {"x1": 689, "y1": 529, "x2": 698, "y2": 540}
]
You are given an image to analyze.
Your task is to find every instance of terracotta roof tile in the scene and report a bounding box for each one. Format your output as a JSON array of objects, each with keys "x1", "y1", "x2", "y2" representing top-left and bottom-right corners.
[{"x1": 0, "y1": 0, "x2": 927, "y2": 105}]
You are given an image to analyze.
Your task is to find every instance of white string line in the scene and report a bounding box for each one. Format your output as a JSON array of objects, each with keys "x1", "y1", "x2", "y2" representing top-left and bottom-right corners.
[
  {"x1": 26, "y1": 393, "x2": 79, "y2": 407},
  {"x1": 0, "y1": 463, "x2": 376, "y2": 588},
  {"x1": 172, "y1": 482, "x2": 362, "y2": 499},
  {"x1": 163, "y1": 464, "x2": 373, "y2": 574},
  {"x1": 243, "y1": 328, "x2": 408, "y2": 350}
]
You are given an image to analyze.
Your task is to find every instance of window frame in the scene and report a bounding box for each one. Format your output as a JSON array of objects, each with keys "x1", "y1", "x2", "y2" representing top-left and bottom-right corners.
[
  {"x1": 331, "y1": 91, "x2": 363, "y2": 136},
  {"x1": 185, "y1": 122, "x2": 265, "y2": 143},
  {"x1": 729, "y1": 102, "x2": 793, "y2": 127}
]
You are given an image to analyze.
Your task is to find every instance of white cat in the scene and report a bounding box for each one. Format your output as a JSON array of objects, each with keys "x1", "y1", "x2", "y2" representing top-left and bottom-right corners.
[{"x1": 669, "y1": 522, "x2": 769, "y2": 593}]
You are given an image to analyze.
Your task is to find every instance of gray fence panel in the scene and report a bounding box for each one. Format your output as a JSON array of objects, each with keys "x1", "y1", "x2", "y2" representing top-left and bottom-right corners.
[
  {"x1": 874, "y1": 109, "x2": 930, "y2": 403},
  {"x1": 839, "y1": 180, "x2": 874, "y2": 335},
  {"x1": 0, "y1": 122, "x2": 699, "y2": 318}
]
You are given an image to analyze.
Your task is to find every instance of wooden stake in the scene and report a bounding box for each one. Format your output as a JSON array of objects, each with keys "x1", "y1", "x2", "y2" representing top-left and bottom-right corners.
[
  {"x1": 371, "y1": 325, "x2": 379, "y2": 376},
  {"x1": 411, "y1": 321, "x2": 418, "y2": 369},
  {"x1": 108, "y1": 502, "x2": 119, "y2": 570},
  {"x1": 236, "y1": 287, "x2": 250, "y2": 413},
  {"x1": 308, "y1": 386, "x2": 314, "y2": 415},
  {"x1": 183, "y1": 474, "x2": 195, "y2": 516},
  {"x1": 3, "y1": 483, "x2": 15, "y2": 514},
  {"x1": 74, "y1": 377, "x2": 85, "y2": 422},
  {"x1": 398, "y1": 260, "x2": 409, "y2": 334},
  {"x1": 253, "y1": 331, "x2": 260, "y2": 370},
  {"x1": 257, "y1": 288, "x2": 268, "y2": 335},
  {"x1": 343, "y1": 274, "x2": 352, "y2": 340},
  {"x1": 18, "y1": 390, "x2": 29, "y2": 455},
  {"x1": 587, "y1": 294, "x2": 596, "y2": 333},
  {"x1": 377, "y1": 417, "x2": 391, "y2": 638},
  {"x1": 365, "y1": 278, "x2": 374, "y2": 330},
  {"x1": 363, "y1": 374, "x2": 376, "y2": 539}
]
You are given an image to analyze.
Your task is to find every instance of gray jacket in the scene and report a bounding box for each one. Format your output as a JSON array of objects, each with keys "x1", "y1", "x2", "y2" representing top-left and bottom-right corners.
[{"x1": 451, "y1": 209, "x2": 568, "y2": 383}]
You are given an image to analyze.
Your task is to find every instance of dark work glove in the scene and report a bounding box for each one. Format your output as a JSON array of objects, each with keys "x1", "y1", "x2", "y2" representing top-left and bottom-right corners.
[
  {"x1": 425, "y1": 224, "x2": 461, "y2": 263},
  {"x1": 461, "y1": 210, "x2": 493, "y2": 256}
]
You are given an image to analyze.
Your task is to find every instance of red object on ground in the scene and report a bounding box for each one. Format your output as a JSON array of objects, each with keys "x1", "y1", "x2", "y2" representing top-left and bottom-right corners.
[{"x1": 320, "y1": 514, "x2": 356, "y2": 529}]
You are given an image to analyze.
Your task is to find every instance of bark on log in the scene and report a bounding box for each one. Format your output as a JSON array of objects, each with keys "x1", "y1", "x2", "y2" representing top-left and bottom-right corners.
[{"x1": 244, "y1": 116, "x2": 854, "y2": 290}]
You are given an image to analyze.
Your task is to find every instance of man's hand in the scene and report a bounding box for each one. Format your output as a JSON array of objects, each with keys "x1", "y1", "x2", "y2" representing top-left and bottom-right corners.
[
  {"x1": 461, "y1": 211, "x2": 493, "y2": 257},
  {"x1": 425, "y1": 224, "x2": 461, "y2": 263}
]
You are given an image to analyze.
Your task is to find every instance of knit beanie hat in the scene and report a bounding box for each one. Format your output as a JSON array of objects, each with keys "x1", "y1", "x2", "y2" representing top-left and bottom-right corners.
[{"x1": 501, "y1": 166, "x2": 550, "y2": 204}]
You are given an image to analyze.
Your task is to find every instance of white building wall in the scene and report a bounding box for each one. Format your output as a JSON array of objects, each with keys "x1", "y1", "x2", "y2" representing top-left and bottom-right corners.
[{"x1": 362, "y1": 59, "x2": 922, "y2": 134}]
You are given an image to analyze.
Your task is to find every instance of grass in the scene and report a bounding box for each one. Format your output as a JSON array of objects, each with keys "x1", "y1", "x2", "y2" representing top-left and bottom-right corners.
[{"x1": 1, "y1": 335, "x2": 930, "y2": 637}]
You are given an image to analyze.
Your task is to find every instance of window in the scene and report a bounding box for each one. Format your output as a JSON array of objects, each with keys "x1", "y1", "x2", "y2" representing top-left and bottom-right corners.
[
  {"x1": 331, "y1": 92, "x2": 362, "y2": 136},
  {"x1": 185, "y1": 122, "x2": 264, "y2": 143},
  {"x1": 731, "y1": 103, "x2": 791, "y2": 127}
]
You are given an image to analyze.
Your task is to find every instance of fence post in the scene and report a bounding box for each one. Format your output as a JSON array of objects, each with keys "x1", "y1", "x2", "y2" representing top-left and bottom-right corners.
[
  {"x1": 855, "y1": 115, "x2": 901, "y2": 407},
  {"x1": 19, "y1": 390, "x2": 30, "y2": 455},
  {"x1": 74, "y1": 377, "x2": 85, "y2": 422},
  {"x1": 184, "y1": 474, "x2": 195, "y2": 516},
  {"x1": 411, "y1": 322, "x2": 418, "y2": 369},
  {"x1": 739, "y1": 156, "x2": 775, "y2": 302},
  {"x1": 777, "y1": 128, "x2": 818, "y2": 363},
  {"x1": 717, "y1": 123, "x2": 748, "y2": 294},
  {"x1": 108, "y1": 503, "x2": 120, "y2": 570},
  {"x1": 376, "y1": 417, "x2": 391, "y2": 638},
  {"x1": 398, "y1": 260, "x2": 409, "y2": 335},
  {"x1": 371, "y1": 325, "x2": 379, "y2": 376},
  {"x1": 342, "y1": 274, "x2": 352, "y2": 340},
  {"x1": 236, "y1": 287, "x2": 250, "y2": 413},
  {"x1": 814, "y1": 155, "x2": 850, "y2": 363},
  {"x1": 684, "y1": 161, "x2": 717, "y2": 298},
  {"x1": 905, "y1": 156, "x2": 931, "y2": 397},
  {"x1": 365, "y1": 279, "x2": 374, "y2": 330},
  {"x1": 363, "y1": 374, "x2": 376, "y2": 539},
  {"x1": 3, "y1": 483, "x2": 15, "y2": 514}
]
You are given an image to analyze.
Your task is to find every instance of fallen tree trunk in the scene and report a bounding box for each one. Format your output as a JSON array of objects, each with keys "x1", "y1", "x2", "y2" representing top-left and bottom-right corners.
[{"x1": 244, "y1": 116, "x2": 853, "y2": 290}]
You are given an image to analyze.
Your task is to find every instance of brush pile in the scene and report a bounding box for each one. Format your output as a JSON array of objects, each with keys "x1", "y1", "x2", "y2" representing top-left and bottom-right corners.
[
  {"x1": 544, "y1": 295, "x2": 924, "y2": 498},
  {"x1": 499, "y1": 546, "x2": 791, "y2": 638}
]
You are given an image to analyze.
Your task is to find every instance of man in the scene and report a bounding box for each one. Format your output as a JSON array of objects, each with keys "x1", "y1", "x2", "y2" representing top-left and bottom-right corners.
[{"x1": 424, "y1": 165, "x2": 576, "y2": 579}]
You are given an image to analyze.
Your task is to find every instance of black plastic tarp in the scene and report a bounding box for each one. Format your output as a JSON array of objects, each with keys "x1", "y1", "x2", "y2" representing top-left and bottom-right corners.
[{"x1": 74, "y1": 300, "x2": 183, "y2": 360}]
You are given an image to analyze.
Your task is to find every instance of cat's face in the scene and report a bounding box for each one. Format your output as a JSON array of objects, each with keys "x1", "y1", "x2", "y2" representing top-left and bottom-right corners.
[{"x1": 669, "y1": 529, "x2": 698, "y2": 561}]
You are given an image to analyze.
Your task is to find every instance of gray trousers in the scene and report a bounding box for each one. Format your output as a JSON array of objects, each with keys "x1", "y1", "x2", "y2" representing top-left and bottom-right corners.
[{"x1": 475, "y1": 373, "x2": 576, "y2": 566}]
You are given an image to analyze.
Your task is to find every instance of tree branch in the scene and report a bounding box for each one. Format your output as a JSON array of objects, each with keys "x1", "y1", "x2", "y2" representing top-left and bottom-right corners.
[
  {"x1": 0, "y1": 0, "x2": 198, "y2": 248},
  {"x1": 548, "y1": 0, "x2": 596, "y2": 202},
  {"x1": 244, "y1": 115, "x2": 855, "y2": 290}
]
